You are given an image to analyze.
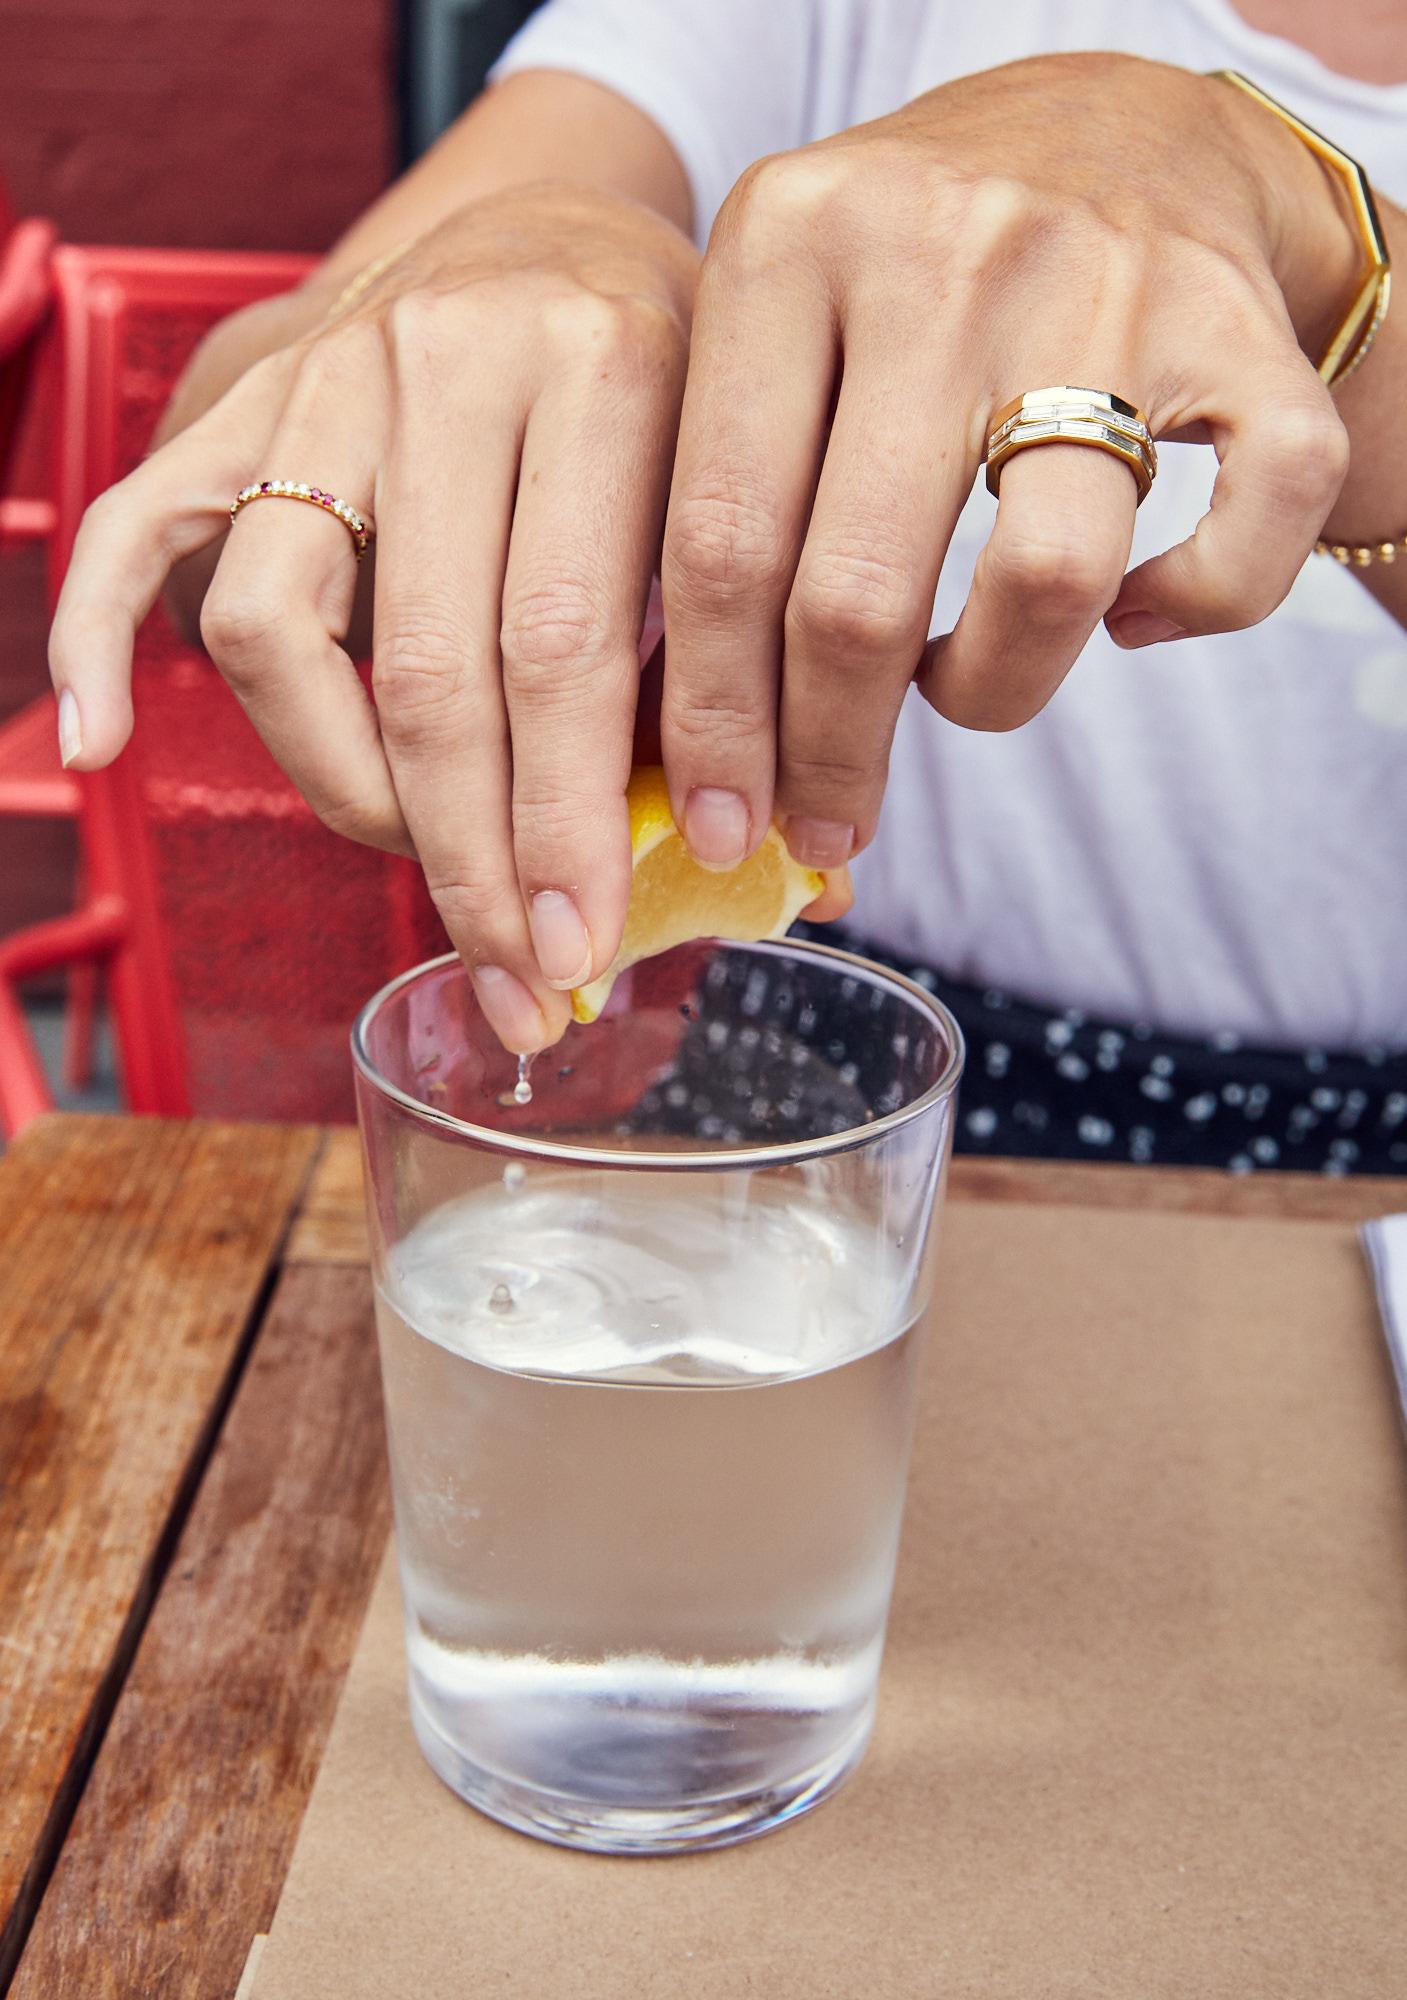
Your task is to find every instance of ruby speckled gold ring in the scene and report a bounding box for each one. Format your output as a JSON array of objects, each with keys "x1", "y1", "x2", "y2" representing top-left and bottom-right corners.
[{"x1": 229, "y1": 481, "x2": 373, "y2": 561}]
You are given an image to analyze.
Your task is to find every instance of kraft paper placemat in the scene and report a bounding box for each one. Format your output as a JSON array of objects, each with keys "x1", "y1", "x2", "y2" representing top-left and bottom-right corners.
[{"x1": 249, "y1": 1203, "x2": 1407, "y2": 1998}]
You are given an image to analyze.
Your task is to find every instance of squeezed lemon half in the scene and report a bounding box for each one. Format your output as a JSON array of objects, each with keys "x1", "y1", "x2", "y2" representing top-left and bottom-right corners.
[{"x1": 570, "y1": 767, "x2": 824, "y2": 1023}]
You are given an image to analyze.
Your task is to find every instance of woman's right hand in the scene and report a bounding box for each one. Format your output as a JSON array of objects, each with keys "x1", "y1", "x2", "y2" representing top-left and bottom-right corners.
[{"x1": 49, "y1": 181, "x2": 699, "y2": 1050}]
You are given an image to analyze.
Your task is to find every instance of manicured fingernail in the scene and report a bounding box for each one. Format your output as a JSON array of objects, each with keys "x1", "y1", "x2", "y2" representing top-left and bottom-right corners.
[
  {"x1": 57, "y1": 688, "x2": 82, "y2": 768},
  {"x1": 529, "y1": 890, "x2": 593, "y2": 989},
  {"x1": 1107, "y1": 611, "x2": 1186, "y2": 650},
  {"x1": 684, "y1": 787, "x2": 749, "y2": 870},
  {"x1": 470, "y1": 965, "x2": 547, "y2": 1053},
  {"x1": 786, "y1": 817, "x2": 855, "y2": 869}
]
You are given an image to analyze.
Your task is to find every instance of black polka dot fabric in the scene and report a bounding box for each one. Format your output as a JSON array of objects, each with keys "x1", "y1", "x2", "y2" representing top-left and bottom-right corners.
[{"x1": 805, "y1": 929, "x2": 1407, "y2": 1177}]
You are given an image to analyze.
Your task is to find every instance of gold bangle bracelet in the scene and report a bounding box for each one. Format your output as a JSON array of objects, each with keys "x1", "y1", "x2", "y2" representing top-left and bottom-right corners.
[
  {"x1": 1211, "y1": 70, "x2": 1390, "y2": 391},
  {"x1": 1315, "y1": 531, "x2": 1407, "y2": 567}
]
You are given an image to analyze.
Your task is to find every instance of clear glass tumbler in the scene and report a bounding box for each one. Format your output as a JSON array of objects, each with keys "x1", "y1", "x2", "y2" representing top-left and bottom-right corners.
[{"x1": 353, "y1": 938, "x2": 962, "y2": 1854}]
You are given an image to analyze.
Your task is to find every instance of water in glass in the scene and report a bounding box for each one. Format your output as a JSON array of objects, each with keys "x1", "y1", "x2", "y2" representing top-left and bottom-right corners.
[{"x1": 374, "y1": 1165, "x2": 923, "y2": 1852}]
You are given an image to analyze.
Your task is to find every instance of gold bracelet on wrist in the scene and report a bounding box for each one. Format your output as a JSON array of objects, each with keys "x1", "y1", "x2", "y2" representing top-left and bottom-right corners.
[
  {"x1": 1211, "y1": 69, "x2": 1391, "y2": 390},
  {"x1": 328, "y1": 240, "x2": 415, "y2": 317},
  {"x1": 1315, "y1": 531, "x2": 1407, "y2": 567}
]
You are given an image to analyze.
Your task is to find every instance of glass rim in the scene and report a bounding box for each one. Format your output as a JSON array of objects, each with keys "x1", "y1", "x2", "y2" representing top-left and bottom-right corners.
[{"x1": 350, "y1": 938, "x2": 965, "y2": 1171}]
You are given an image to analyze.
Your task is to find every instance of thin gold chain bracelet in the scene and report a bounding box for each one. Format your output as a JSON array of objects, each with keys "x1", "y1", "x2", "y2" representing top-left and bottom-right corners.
[
  {"x1": 327, "y1": 239, "x2": 416, "y2": 318},
  {"x1": 1315, "y1": 531, "x2": 1407, "y2": 567}
]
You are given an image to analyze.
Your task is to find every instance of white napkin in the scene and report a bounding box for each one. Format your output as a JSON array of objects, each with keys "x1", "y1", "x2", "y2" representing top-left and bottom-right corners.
[{"x1": 1360, "y1": 1213, "x2": 1407, "y2": 1423}]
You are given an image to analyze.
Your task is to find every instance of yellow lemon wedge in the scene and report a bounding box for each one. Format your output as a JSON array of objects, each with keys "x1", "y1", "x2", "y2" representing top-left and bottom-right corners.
[{"x1": 570, "y1": 767, "x2": 824, "y2": 1024}]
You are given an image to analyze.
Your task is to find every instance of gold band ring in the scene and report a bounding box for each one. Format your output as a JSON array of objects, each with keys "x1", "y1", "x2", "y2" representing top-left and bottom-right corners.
[
  {"x1": 985, "y1": 387, "x2": 1157, "y2": 505},
  {"x1": 229, "y1": 481, "x2": 373, "y2": 561}
]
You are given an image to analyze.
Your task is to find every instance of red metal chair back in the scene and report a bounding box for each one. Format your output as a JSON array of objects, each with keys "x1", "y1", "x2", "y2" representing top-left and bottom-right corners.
[
  {"x1": 49, "y1": 246, "x2": 446, "y2": 1121},
  {"x1": 0, "y1": 194, "x2": 57, "y2": 531}
]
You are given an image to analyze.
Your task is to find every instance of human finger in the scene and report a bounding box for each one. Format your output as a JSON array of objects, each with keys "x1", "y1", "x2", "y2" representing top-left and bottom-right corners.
[
  {"x1": 918, "y1": 440, "x2": 1137, "y2": 730},
  {"x1": 502, "y1": 297, "x2": 686, "y2": 989},
  {"x1": 777, "y1": 327, "x2": 970, "y2": 865},
  {"x1": 1105, "y1": 354, "x2": 1348, "y2": 648},
  {"x1": 661, "y1": 188, "x2": 835, "y2": 867},
  {"x1": 372, "y1": 301, "x2": 569, "y2": 1052},
  {"x1": 47, "y1": 360, "x2": 290, "y2": 766},
  {"x1": 201, "y1": 338, "x2": 411, "y2": 852}
]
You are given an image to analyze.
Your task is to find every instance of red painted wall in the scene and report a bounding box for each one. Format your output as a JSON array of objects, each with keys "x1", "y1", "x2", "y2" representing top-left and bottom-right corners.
[
  {"x1": 2, "y1": 0, "x2": 397, "y2": 958},
  {"x1": 1, "y1": 0, "x2": 395, "y2": 251}
]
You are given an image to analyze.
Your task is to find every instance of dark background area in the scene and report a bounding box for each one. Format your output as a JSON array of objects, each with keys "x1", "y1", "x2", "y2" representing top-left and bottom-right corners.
[{"x1": 0, "y1": 0, "x2": 538, "y2": 950}]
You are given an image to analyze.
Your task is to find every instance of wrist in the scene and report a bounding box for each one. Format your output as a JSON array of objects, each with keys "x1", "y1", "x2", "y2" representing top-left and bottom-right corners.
[{"x1": 1213, "y1": 76, "x2": 1362, "y2": 365}]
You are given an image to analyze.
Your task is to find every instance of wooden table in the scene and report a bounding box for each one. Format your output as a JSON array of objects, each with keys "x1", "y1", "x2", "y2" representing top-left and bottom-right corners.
[{"x1": 2, "y1": 1114, "x2": 1404, "y2": 2000}]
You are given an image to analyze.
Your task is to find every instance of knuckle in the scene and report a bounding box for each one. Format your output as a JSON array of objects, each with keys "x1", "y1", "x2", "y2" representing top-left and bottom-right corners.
[
  {"x1": 312, "y1": 792, "x2": 393, "y2": 849},
  {"x1": 77, "y1": 485, "x2": 124, "y2": 541},
  {"x1": 236, "y1": 345, "x2": 301, "y2": 400},
  {"x1": 67, "y1": 492, "x2": 122, "y2": 573},
  {"x1": 427, "y1": 873, "x2": 523, "y2": 951},
  {"x1": 664, "y1": 486, "x2": 789, "y2": 610},
  {"x1": 500, "y1": 583, "x2": 616, "y2": 683},
  {"x1": 512, "y1": 785, "x2": 613, "y2": 854},
  {"x1": 931, "y1": 687, "x2": 1030, "y2": 734},
  {"x1": 921, "y1": 656, "x2": 1039, "y2": 733},
  {"x1": 987, "y1": 527, "x2": 1124, "y2": 621},
  {"x1": 382, "y1": 287, "x2": 459, "y2": 380},
  {"x1": 1258, "y1": 401, "x2": 1350, "y2": 504},
  {"x1": 665, "y1": 691, "x2": 768, "y2": 753},
  {"x1": 289, "y1": 320, "x2": 381, "y2": 402},
  {"x1": 1185, "y1": 573, "x2": 1281, "y2": 634},
  {"x1": 955, "y1": 173, "x2": 1041, "y2": 250},
  {"x1": 719, "y1": 152, "x2": 843, "y2": 257},
  {"x1": 787, "y1": 549, "x2": 925, "y2": 660},
  {"x1": 780, "y1": 746, "x2": 877, "y2": 801},
  {"x1": 541, "y1": 288, "x2": 630, "y2": 355},
  {"x1": 373, "y1": 616, "x2": 470, "y2": 734},
  {"x1": 199, "y1": 584, "x2": 281, "y2": 678},
  {"x1": 540, "y1": 288, "x2": 684, "y2": 371},
  {"x1": 938, "y1": 174, "x2": 1055, "y2": 284},
  {"x1": 617, "y1": 292, "x2": 688, "y2": 367}
]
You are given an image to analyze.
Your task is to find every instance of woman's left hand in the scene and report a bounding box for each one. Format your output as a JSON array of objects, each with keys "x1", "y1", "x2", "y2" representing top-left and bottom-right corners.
[{"x1": 659, "y1": 52, "x2": 1357, "y2": 875}]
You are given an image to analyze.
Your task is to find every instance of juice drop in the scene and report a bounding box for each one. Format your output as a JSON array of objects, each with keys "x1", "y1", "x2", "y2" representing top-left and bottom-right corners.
[{"x1": 496, "y1": 1054, "x2": 536, "y2": 1111}]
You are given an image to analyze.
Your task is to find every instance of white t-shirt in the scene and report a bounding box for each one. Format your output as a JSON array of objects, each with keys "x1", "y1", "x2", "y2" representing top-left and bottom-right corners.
[{"x1": 495, "y1": 0, "x2": 1407, "y2": 1049}]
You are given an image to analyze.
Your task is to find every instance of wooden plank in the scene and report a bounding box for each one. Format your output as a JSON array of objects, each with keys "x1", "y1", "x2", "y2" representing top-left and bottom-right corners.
[
  {"x1": 8, "y1": 1261, "x2": 391, "y2": 2000},
  {"x1": 288, "y1": 1127, "x2": 1407, "y2": 1271},
  {"x1": 284, "y1": 1125, "x2": 365, "y2": 1266},
  {"x1": 0, "y1": 1114, "x2": 319, "y2": 1985}
]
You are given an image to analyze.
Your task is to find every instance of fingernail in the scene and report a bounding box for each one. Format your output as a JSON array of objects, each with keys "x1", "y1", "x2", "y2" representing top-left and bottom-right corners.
[
  {"x1": 786, "y1": 817, "x2": 855, "y2": 869},
  {"x1": 1107, "y1": 611, "x2": 1186, "y2": 650},
  {"x1": 57, "y1": 688, "x2": 82, "y2": 768},
  {"x1": 529, "y1": 890, "x2": 593, "y2": 989},
  {"x1": 684, "y1": 787, "x2": 749, "y2": 870},
  {"x1": 470, "y1": 965, "x2": 548, "y2": 1053}
]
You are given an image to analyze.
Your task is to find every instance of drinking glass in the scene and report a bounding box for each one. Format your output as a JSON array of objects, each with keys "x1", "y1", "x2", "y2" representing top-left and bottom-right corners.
[{"x1": 353, "y1": 937, "x2": 962, "y2": 1854}]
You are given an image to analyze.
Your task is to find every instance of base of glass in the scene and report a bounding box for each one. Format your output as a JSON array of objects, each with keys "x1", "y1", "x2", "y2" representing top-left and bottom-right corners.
[{"x1": 408, "y1": 1684, "x2": 874, "y2": 1855}]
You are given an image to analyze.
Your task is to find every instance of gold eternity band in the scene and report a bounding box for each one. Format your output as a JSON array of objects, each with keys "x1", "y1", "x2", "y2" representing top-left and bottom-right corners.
[
  {"x1": 229, "y1": 482, "x2": 373, "y2": 562},
  {"x1": 985, "y1": 387, "x2": 1157, "y2": 505},
  {"x1": 1211, "y1": 70, "x2": 1390, "y2": 391}
]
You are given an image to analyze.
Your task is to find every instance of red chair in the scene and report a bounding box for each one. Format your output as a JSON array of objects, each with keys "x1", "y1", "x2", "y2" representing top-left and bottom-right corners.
[
  {"x1": 0, "y1": 243, "x2": 447, "y2": 1135},
  {"x1": 0, "y1": 192, "x2": 71, "y2": 1128}
]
